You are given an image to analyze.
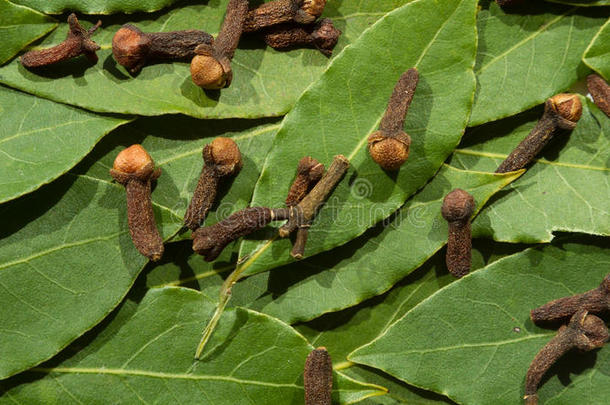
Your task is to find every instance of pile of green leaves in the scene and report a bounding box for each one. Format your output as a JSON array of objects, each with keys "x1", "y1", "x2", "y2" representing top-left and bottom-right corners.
[{"x1": 0, "y1": 0, "x2": 608, "y2": 403}]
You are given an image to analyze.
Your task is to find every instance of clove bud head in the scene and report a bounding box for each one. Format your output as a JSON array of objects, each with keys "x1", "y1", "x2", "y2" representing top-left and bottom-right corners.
[
  {"x1": 112, "y1": 25, "x2": 151, "y2": 72},
  {"x1": 441, "y1": 188, "x2": 475, "y2": 222},
  {"x1": 550, "y1": 93, "x2": 582, "y2": 129},
  {"x1": 206, "y1": 137, "x2": 243, "y2": 175},
  {"x1": 191, "y1": 43, "x2": 233, "y2": 89},
  {"x1": 574, "y1": 312, "x2": 609, "y2": 350},
  {"x1": 367, "y1": 130, "x2": 411, "y2": 171},
  {"x1": 112, "y1": 144, "x2": 155, "y2": 176}
]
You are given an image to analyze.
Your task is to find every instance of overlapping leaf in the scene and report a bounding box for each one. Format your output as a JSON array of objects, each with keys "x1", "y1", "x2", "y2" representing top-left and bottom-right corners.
[
  {"x1": 236, "y1": 0, "x2": 479, "y2": 277},
  {"x1": 583, "y1": 18, "x2": 610, "y2": 79},
  {"x1": 296, "y1": 254, "x2": 461, "y2": 405},
  {"x1": 10, "y1": 0, "x2": 181, "y2": 15},
  {"x1": 0, "y1": 1, "x2": 408, "y2": 119},
  {"x1": 0, "y1": 287, "x2": 385, "y2": 404},
  {"x1": 0, "y1": 117, "x2": 277, "y2": 379},
  {"x1": 0, "y1": 0, "x2": 56, "y2": 65},
  {"x1": 451, "y1": 98, "x2": 610, "y2": 243},
  {"x1": 350, "y1": 239, "x2": 610, "y2": 405},
  {"x1": 470, "y1": 1, "x2": 607, "y2": 126},
  {"x1": 243, "y1": 166, "x2": 520, "y2": 323},
  {"x1": 0, "y1": 86, "x2": 128, "y2": 204}
]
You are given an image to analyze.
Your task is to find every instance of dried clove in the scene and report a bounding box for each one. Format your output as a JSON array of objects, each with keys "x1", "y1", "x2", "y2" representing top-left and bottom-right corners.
[
  {"x1": 184, "y1": 137, "x2": 243, "y2": 231},
  {"x1": 112, "y1": 24, "x2": 213, "y2": 74},
  {"x1": 496, "y1": 94, "x2": 582, "y2": 173},
  {"x1": 441, "y1": 189, "x2": 475, "y2": 278},
  {"x1": 192, "y1": 206, "x2": 290, "y2": 261},
  {"x1": 244, "y1": 0, "x2": 327, "y2": 32},
  {"x1": 587, "y1": 73, "x2": 610, "y2": 118},
  {"x1": 279, "y1": 155, "x2": 349, "y2": 259},
  {"x1": 21, "y1": 14, "x2": 101, "y2": 68},
  {"x1": 284, "y1": 157, "x2": 325, "y2": 259},
  {"x1": 368, "y1": 68, "x2": 419, "y2": 171},
  {"x1": 531, "y1": 274, "x2": 610, "y2": 325},
  {"x1": 524, "y1": 309, "x2": 608, "y2": 405},
  {"x1": 261, "y1": 18, "x2": 341, "y2": 56},
  {"x1": 191, "y1": 0, "x2": 248, "y2": 89},
  {"x1": 285, "y1": 157, "x2": 325, "y2": 207},
  {"x1": 304, "y1": 347, "x2": 333, "y2": 405},
  {"x1": 110, "y1": 144, "x2": 164, "y2": 261}
]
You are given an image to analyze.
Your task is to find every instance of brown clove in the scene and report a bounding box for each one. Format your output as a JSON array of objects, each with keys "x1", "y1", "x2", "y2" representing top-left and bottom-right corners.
[
  {"x1": 112, "y1": 24, "x2": 213, "y2": 74},
  {"x1": 262, "y1": 18, "x2": 341, "y2": 56},
  {"x1": 110, "y1": 145, "x2": 164, "y2": 261},
  {"x1": 21, "y1": 14, "x2": 101, "y2": 68},
  {"x1": 192, "y1": 206, "x2": 290, "y2": 261},
  {"x1": 496, "y1": 94, "x2": 582, "y2": 173},
  {"x1": 368, "y1": 68, "x2": 419, "y2": 171},
  {"x1": 531, "y1": 274, "x2": 610, "y2": 325},
  {"x1": 184, "y1": 138, "x2": 243, "y2": 231},
  {"x1": 279, "y1": 155, "x2": 349, "y2": 258},
  {"x1": 304, "y1": 347, "x2": 333, "y2": 405},
  {"x1": 441, "y1": 189, "x2": 475, "y2": 278},
  {"x1": 587, "y1": 73, "x2": 610, "y2": 118},
  {"x1": 524, "y1": 309, "x2": 608, "y2": 405},
  {"x1": 191, "y1": 0, "x2": 249, "y2": 89},
  {"x1": 244, "y1": 0, "x2": 327, "y2": 32}
]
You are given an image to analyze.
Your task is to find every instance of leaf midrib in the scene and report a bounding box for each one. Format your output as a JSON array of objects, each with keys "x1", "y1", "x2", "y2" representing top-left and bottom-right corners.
[
  {"x1": 30, "y1": 366, "x2": 302, "y2": 388},
  {"x1": 455, "y1": 148, "x2": 610, "y2": 171}
]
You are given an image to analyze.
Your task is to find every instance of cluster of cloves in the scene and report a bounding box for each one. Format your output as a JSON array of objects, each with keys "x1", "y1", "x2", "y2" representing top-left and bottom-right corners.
[
  {"x1": 110, "y1": 138, "x2": 348, "y2": 263},
  {"x1": 436, "y1": 93, "x2": 584, "y2": 279},
  {"x1": 20, "y1": 2, "x2": 341, "y2": 91},
  {"x1": 524, "y1": 275, "x2": 610, "y2": 404},
  {"x1": 190, "y1": 150, "x2": 349, "y2": 262}
]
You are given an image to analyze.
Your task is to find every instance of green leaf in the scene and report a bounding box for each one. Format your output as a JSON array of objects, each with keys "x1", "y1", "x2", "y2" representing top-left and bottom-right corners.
[
  {"x1": 0, "y1": 116, "x2": 277, "y2": 379},
  {"x1": 0, "y1": 0, "x2": 56, "y2": 65},
  {"x1": 0, "y1": 287, "x2": 385, "y2": 403},
  {"x1": 470, "y1": 1, "x2": 607, "y2": 126},
  {"x1": 349, "y1": 238, "x2": 610, "y2": 405},
  {"x1": 10, "y1": 0, "x2": 181, "y2": 15},
  {"x1": 236, "y1": 0, "x2": 479, "y2": 277},
  {"x1": 583, "y1": 18, "x2": 610, "y2": 80},
  {"x1": 246, "y1": 166, "x2": 521, "y2": 323},
  {"x1": 0, "y1": 2, "x2": 408, "y2": 119},
  {"x1": 292, "y1": 242, "x2": 523, "y2": 405},
  {"x1": 343, "y1": 366, "x2": 456, "y2": 405},
  {"x1": 0, "y1": 86, "x2": 128, "y2": 204},
  {"x1": 0, "y1": 175, "x2": 174, "y2": 379},
  {"x1": 451, "y1": 98, "x2": 610, "y2": 243}
]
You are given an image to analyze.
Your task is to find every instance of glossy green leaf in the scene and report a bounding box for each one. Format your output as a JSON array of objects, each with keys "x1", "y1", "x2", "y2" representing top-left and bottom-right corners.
[
  {"x1": 583, "y1": 18, "x2": 610, "y2": 80},
  {"x1": 350, "y1": 239, "x2": 610, "y2": 405},
  {"x1": 470, "y1": 1, "x2": 607, "y2": 126},
  {"x1": 236, "y1": 0, "x2": 479, "y2": 277},
  {"x1": 0, "y1": 1, "x2": 408, "y2": 119},
  {"x1": 0, "y1": 0, "x2": 56, "y2": 65},
  {"x1": 291, "y1": 241, "x2": 524, "y2": 405},
  {"x1": 245, "y1": 166, "x2": 521, "y2": 323},
  {"x1": 0, "y1": 116, "x2": 277, "y2": 379},
  {"x1": 451, "y1": 98, "x2": 610, "y2": 243},
  {"x1": 297, "y1": 253, "x2": 463, "y2": 405},
  {"x1": 0, "y1": 175, "x2": 175, "y2": 380},
  {"x1": 10, "y1": 0, "x2": 181, "y2": 15},
  {"x1": 0, "y1": 86, "x2": 128, "y2": 204},
  {"x1": 0, "y1": 287, "x2": 384, "y2": 404}
]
